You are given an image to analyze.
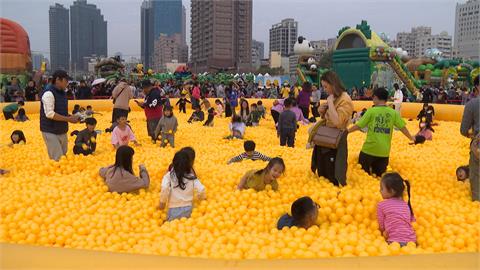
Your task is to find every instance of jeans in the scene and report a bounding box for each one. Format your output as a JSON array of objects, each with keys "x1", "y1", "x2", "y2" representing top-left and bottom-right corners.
[
  {"x1": 167, "y1": 206, "x2": 193, "y2": 221},
  {"x1": 42, "y1": 132, "x2": 68, "y2": 161}
]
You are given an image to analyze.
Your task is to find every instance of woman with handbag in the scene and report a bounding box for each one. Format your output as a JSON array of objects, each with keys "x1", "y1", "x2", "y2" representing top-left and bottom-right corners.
[{"x1": 309, "y1": 71, "x2": 353, "y2": 186}]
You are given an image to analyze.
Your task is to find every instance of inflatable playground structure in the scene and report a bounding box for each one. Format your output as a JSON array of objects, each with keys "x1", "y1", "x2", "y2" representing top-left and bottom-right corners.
[{"x1": 294, "y1": 21, "x2": 479, "y2": 96}]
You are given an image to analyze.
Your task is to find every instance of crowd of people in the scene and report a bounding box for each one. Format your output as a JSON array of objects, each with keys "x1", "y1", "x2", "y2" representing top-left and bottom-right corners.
[
  {"x1": 1, "y1": 68, "x2": 479, "y2": 248},
  {"x1": 1, "y1": 73, "x2": 477, "y2": 107}
]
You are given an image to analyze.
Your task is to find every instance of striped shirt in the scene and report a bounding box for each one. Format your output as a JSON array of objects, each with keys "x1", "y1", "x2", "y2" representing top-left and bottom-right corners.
[
  {"x1": 228, "y1": 151, "x2": 271, "y2": 164},
  {"x1": 377, "y1": 198, "x2": 416, "y2": 243}
]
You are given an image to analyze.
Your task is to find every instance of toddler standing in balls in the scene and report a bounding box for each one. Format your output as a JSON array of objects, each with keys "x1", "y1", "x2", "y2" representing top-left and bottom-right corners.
[
  {"x1": 72, "y1": 117, "x2": 97, "y2": 156},
  {"x1": 159, "y1": 150, "x2": 206, "y2": 221},
  {"x1": 377, "y1": 172, "x2": 416, "y2": 246},
  {"x1": 154, "y1": 106, "x2": 178, "y2": 147}
]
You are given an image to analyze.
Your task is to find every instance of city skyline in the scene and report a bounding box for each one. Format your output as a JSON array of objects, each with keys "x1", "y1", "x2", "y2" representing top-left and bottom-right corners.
[{"x1": 1, "y1": 0, "x2": 461, "y2": 60}]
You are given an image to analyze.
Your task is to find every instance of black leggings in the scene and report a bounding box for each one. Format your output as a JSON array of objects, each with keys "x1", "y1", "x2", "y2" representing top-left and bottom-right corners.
[
  {"x1": 358, "y1": 151, "x2": 389, "y2": 177},
  {"x1": 271, "y1": 110, "x2": 280, "y2": 125}
]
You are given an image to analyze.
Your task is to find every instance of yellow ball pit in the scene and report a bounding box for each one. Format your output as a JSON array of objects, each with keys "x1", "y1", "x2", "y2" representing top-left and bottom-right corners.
[{"x1": 0, "y1": 99, "x2": 478, "y2": 269}]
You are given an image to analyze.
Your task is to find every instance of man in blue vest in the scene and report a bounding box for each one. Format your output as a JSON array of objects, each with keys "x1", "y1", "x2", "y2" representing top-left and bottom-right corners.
[{"x1": 40, "y1": 70, "x2": 79, "y2": 161}]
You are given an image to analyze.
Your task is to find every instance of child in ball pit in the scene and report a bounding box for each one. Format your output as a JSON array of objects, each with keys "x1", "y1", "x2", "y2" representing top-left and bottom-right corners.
[
  {"x1": 227, "y1": 140, "x2": 271, "y2": 164},
  {"x1": 154, "y1": 106, "x2": 178, "y2": 148},
  {"x1": 225, "y1": 114, "x2": 246, "y2": 140},
  {"x1": 72, "y1": 117, "x2": 97, "y2": 156},
  {"x1": 277, "y1": 196, "x2": 319, "y2": 230},
  {"x1": 377, "y1": 172, "x2": 416, "y2": 247},
  {"x1": 99, "y1": 145, "x2": 150, "y2": 193},
  {"x1": 237, "y1": 157, "x2": 285, "y2": 191},
  {"x1": 111, "y1": 115, "x2": 141, "y2": 149},
  {"x1": 9, "y1": 130, "x2": 26, "y2": 147},
  {"x1": 159, "y1": 150, "x2": 206, "y2": 221},
  {"x1": 456, "y1": 166, "x2": 469, "y2": 181},
  {"x1": 215, "y1": 99, "x2": 224, "y2": 117}
]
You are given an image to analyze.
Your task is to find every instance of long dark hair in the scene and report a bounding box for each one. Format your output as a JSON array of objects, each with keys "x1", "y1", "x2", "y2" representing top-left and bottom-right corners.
[
  {"x1": 320, "y1": 71, "x2": 346, "y2": 97},
  {"x1": 381, "y1": 172, "x2": 414, "y2": 217},
  {"x1": 170, "y1": 151, "x2": 195, "y2": 190},
  {"x1": 240, "y1": 99, "x2": 249, "y2": 116},
  {"x1": 11, "y1": 130, "x2": 26, "y2": 144},
  {"x1": 255, "y1": 157, "x2": 285, "y2": 176},
  {"x1": 112, "y1": 145, "x2": 134, "y2": 177}
]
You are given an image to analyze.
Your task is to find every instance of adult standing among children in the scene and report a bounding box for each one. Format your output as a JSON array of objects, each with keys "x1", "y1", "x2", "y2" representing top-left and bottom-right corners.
[
  {"x1": 135, "y1": 79, "x2": 164, "y2": 143},
  {"x1": 111, "y1": 79, "x2": 133, "y2": 124},
  {"x1": 40, "y1": 70, "x2": 80, "y2": 161},
  {"x1": 310, "y1": 71, "x2": 353, "y2": 186},
  {"x1": 460, "y1": 76, "x2": 479, "y2": 201},
  {"x1": 297, "y1": 81, "x2": 312, "y2": 119}
]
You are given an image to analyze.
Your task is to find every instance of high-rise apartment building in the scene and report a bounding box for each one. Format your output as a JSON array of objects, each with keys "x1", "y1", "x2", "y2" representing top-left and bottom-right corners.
[
  {"x1": 153, "y1": 33, "x2": 188, "y2": 72},
  {"x1": 269, "y1": 18, "x2": 298, "y2": 57},
  {"x1": 416, "y1": 31, "x2": 453, "y2": 58},
  {"x1": 70, "y1": 0, "x2": 107, "y2": 71},
  {"x1": 49, "y1": 3, "x2": 70, "y2": 71},
  {"x1": 454, "y1": 0, "x2": 480, "y2": 60},
  {"x1": 190, "y1": 0, "x2": 253, "y2": 72},
  {"x1": 141, "y1": 0, "x2": 187, "y2": 69},
  {"x1": 394, "y1": 26, "x2": 452, "y2": 58}
]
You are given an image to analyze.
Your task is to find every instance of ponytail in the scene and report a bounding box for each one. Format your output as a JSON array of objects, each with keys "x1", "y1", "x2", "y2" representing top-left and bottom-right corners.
[{"x1": 404, "y1": 180, "x2": 414, "y2": 217}]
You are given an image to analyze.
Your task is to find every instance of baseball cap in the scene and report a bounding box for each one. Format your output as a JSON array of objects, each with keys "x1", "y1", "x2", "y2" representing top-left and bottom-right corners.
[
  {"x1": 141, "y1": 79, "x2": 153, "y2": 88},
  {"x1": 52, "y1": 70, "x2": 72, "y2": 81}
]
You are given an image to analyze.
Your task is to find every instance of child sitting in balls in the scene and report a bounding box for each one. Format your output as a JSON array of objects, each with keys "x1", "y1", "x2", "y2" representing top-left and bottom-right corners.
[
  {"x1": 99, "y1": 145, "x2": 150, "y2": 193},
  {"x1": 237, "y1": 157, "x2": 285, "y2": 191},
  {"x1": 227, "y1": 140, "x2": 271, "y2": 164},
  {"x1": 416, "y1": 121, "x2": 434, "y2": 141},
  {"x1": 377, "y1": 172, "x2": 416, "y2": 247},
  {"x1": 277, "y1": 196, "x2": 319, "y2": 230},
  {"x1": 225, "y1": 114, "x2": 246, "y2": 139},
  {"x1": 456, "y1": 166, "x2": 469, "y2": 181},
  {"x1": 111, "y1": 115, "x2": 140, "y2": 149},
  {"x1": 72, "y1": 117, "x2": 97, "y2": 156},
  {"x1": 9, "y1": 130, "x2": 26, "y2": 147},
  {"x1": 256, "y1": 100, "x2": 266, "y2": 119},
  {"x1": 154, "y1": 106, "x2": 178, "y2": 148},
  {"x1": 159, "y1": 150, "x2": 206, "y2": 221},
  {"x1": 187, "y1": 105, "x2": 205, "y2": 123}
]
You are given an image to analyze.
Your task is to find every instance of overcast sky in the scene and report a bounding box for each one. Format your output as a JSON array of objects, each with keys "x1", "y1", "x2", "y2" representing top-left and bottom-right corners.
[{"x1": 0, "y1": 0, "x2": 460, "y2": 60}]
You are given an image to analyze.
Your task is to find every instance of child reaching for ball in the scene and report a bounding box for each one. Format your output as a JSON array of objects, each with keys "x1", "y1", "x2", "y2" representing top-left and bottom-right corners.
[
  {"x1": 237, "y1": 157, "x2": 285, "y2": 191},
  {"x1": 72, "y1": 117, "x2": 97, "y2": 156},
  {"x1": 159, "y1": 150, "x2": 206, "y2": 221},
  {"x1": 277, "y1": 196, "x2": 319, "y2": 230},
  {"x1": 111, "y1": 115, "x2": 140, "y2": 149},
  {"x1": 154, "y1": 106, "x2": 178, "y2": 147},
  {"x1": 377, "y1": 172, "x2": 416, "y2": 246},
  {"x1": 9, "y1": 130, "x2": 26, "y2": 147},
  {"x1": 99, "y1": 145, "x2": 150, "y2": 193}
]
